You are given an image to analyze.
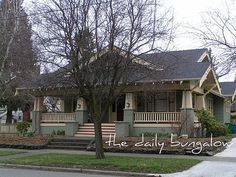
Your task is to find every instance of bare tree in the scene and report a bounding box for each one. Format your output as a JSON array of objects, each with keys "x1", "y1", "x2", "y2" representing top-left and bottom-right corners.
[
  {"x1": 32, "y1": 0, "x2": 174, "y2": 159},
  {"x1": 193, "y1": 1, "x2": 236, "y2": 77}
]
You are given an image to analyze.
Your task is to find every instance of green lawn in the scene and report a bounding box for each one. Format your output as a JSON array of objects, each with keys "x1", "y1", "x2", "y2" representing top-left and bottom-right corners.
[
  {"x1": 0, "y1": 153, "x2": 201, "y2": 173},
  {"x1": 0, "y1": 150, "x2": 23, "y2": 156}
]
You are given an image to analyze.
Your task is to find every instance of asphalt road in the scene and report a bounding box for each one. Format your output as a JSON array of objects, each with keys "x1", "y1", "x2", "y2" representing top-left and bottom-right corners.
[{"x1": 0, "y1": 167, "x2": 121, "y2": 177}]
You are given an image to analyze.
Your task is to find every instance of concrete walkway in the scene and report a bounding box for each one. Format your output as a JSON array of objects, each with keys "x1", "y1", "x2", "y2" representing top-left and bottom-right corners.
[{"x1": 162, "y1": 138, "x2": 236, "y2": 177}]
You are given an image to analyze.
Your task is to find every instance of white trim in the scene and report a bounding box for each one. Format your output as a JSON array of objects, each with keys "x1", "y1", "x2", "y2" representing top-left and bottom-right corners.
[
  {"x1": 197, "y1": 51, "x2": 209, "y2": 62},
  {"x1": 199, "y1": 66, "x2": 221, "y2": 94},
  {"x1": 210, "y1": 90, "x2": 225, "y2": 98},
  {"x1": 204, "y1": 84, "x2": 216, "y2": 96},
  {"x1": 232, "y1": 89, "x2": 236, "y2": 102},
  {"x1": 199, "y1": 65, "x2": 211, "y2": 88},
  {"x1": 211, "y1": 67, "x2": 222, "y2": 94}
]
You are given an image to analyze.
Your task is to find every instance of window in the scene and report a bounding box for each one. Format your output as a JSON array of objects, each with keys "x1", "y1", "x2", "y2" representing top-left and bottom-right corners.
[
  {"x1": 207, "y1": 98, "x2": 213, "y2": 115},
  {"x1": 140, "y1": 92, "x2": 176, "y2": 112}
]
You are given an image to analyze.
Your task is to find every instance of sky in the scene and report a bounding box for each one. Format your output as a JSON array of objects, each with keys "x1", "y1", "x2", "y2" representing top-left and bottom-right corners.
[
  {"x1": 165, "y1": 0, "x2": 227, "y2": 49},
  {"x1": 164, "y1": 0, "x2": 235, "y2": 81},
  {"x1": 22, "y1": 0, "x2": 235, "y2": 81}
]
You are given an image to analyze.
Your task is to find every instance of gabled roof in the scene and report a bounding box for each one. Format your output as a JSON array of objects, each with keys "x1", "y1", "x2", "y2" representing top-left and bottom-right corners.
[
  {"x1": 139, "y1": 48, "x2": 210, "y2": 81},
  {"x1": 19, "y1": 48, "x2": 217, "y2": 90},
  {"x1": 141, "y1": 48, "x2": 208, "y2": 63}
]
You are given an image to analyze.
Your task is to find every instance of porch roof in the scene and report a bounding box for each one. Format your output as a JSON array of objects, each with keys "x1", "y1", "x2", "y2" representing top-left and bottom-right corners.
[{"x1": 220, "y1": 82, "x2": 236, "y2": 101}]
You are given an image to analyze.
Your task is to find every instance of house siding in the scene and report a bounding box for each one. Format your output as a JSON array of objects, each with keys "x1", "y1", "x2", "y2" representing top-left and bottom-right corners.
[{"x1": 213, "y1": 95, "x2": 224, "y2": 123}]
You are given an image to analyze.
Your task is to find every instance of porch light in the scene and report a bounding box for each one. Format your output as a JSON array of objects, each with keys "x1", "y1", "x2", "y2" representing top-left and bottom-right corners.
[
  {"x1": 126, "y1": 103, "x2": 130, "y2": 108},
  {"x1": 77, "y1": 104, "x2": 81, "y2": 109}
]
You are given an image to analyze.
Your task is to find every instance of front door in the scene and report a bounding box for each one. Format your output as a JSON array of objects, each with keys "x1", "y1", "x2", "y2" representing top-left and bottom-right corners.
[{"x1": 117, "y1": 95, "x2": 125, "y2": 121}]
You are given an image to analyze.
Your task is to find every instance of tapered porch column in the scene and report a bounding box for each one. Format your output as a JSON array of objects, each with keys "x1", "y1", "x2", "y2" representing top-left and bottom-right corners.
[
  {"x1": 57, "y1": 98, "x2": 65, "y2": 112},
  {"x1": 181, "y1": 91, "x2": 193, "y2": 109},
  {"x1": 32, "y1": 96, "x2": 44, "y2": 134},
  {"x1": 121, "y1": 93, "x2": 136, "y2": 136},
  {"x1": 75, "y1": 97, "x2": 88, "y2": 125},
  {"x1": 181, "y1": 91, "x2": 195, "y2": 136},
  {"x1": 196, "y1": 95, "x2": 206, "y2": 109}
]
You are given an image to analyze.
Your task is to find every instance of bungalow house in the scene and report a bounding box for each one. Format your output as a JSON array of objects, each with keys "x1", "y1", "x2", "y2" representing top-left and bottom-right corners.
[{"x1": 16, "y1": 48, "x2": 233, "y2": 137}]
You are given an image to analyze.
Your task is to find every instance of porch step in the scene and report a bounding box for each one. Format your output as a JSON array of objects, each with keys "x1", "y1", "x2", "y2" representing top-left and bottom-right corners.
[
  {"x1": 47, "y1": 137, "x2": 92, "y2": 150},
  {"x1": 74, "y1": 123, "x2": 115, "y2": 138}
]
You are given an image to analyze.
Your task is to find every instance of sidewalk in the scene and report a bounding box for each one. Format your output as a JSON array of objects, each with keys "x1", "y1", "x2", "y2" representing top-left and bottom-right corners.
[{"x1": 162, "y1": 138, "x2": 236, "y2": 177}]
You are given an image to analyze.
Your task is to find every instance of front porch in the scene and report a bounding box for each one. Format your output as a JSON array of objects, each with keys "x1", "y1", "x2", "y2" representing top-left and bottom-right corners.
[
  {"x1": 32, "y1": 87, "x2": 202, "y2": 137},
  {"x1": 28, "y1": 75, "x2": 227, "y2": 137}
]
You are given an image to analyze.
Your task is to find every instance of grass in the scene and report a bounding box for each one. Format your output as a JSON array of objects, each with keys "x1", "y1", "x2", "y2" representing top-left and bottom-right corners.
[
  {"x1": 0, "y1": 153, "x2": 201, "y2": 173},
  {"x1": 0, "y1": 150, "x2": 23, "y2": 156}
]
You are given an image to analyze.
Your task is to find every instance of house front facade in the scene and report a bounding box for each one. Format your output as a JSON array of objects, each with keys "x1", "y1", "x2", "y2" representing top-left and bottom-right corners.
[{"x1": 16, "y1": 48, "x2": 233, "y2": 137}]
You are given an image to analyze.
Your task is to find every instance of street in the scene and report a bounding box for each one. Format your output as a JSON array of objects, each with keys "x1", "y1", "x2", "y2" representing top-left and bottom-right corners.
[{"x1": 0, "y1": 167, "x2": 121, "y2": 177}]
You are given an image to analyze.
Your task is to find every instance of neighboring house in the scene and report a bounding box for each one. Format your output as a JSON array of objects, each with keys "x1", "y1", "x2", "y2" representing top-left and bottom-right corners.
[
  {"x1": 16, "y1": 48, "x2": 234, "y2": 137},
  {"x1": 221, "y1": 82, "x2": 236, "y2": 114}
]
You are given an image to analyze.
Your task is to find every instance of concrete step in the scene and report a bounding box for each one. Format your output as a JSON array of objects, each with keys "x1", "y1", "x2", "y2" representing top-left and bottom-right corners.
[
  {"x1": 74, "y1": 132, "x2": 114, "y2": 136},
  {"x1": 50, "y1": 141, "x2": 89, "y2": 146},
  {"x1": 74, "y1": 134, "x2": 112, "y2": 138},
  {"x1": 47, "y1": 145, "x2": 87, "y2": 150},
  {"x1": 75, "y1": 123, "x2": 115, "y2": 138},
  {"x1": 51, "y1": 137, "x2": 90, "y2": 143},
  {"x1": 47, "y1": 137, "x2": 92, "y2": 150}
]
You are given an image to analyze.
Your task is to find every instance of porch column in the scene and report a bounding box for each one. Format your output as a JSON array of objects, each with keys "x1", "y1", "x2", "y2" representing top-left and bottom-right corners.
[
  {"x1": 181, "y1": 91, "x2": 193, "y2": 109},
  {"x1": 32, "y1": 96, "x2": 44, "y2": 134},
  {"x1": 122, "y1": 93, "x2": 136, "y2": 136},
  {"x1": 196, "y1": 95, "x2": 206, "y2": 110},
  {"x1": 181, "y1": 91, "x2": 195, "y2": 136},
  {"x1": 57, "y1": 98, "x2": 65, "y2": 112},
  {"x1": 75, "y1": 97, "x2": 88, "y2": 125}
]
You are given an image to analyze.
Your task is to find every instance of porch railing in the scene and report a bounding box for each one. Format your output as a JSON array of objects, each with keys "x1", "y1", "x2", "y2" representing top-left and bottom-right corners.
[
  {"x1": 41, "y1": 113, "x2": 76, "y2": 123},
  {"x1": 134, "y1": 112, "x2": 182, "y2": 123}
]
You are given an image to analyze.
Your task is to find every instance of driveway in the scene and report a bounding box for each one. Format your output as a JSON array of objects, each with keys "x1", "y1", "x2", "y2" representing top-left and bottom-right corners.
[{"x1": 162, "y1": 138, "x2": 236, "y2": 177}]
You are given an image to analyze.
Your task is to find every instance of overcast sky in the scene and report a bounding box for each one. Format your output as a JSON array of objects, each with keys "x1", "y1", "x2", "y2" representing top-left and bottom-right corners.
[
  {"x1": 165, "y1": 0, "x2": 227, "y2": 50},
  {"x1": 23, "y1": 0, "x2": 235, "y2": 81}
]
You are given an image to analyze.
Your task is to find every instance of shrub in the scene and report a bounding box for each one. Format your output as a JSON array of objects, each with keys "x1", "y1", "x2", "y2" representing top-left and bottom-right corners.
[
  {"x1": 196, "y1": 109, "x2": 227, "y2": 137},
  {"x1": 57, "y1": 130, "x2": 65, "y2": 136},
  {"x1": 139, "y1": 132, "x2": 170, "y2": 137},
  {"x1": 51, "y1": 129, "x2": 65, "y2": 136},
  {"x1": 16, "y1": 121, "x2": 31, "y2": 136},
  {"x1": 231, "y1": 114, "x2": 236, "y2": 119}
]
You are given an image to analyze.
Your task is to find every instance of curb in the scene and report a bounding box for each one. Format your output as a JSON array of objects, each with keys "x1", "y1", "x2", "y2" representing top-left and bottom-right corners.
[{"x1": 0, "y1": 163, "x2": 162, "y2": 177}]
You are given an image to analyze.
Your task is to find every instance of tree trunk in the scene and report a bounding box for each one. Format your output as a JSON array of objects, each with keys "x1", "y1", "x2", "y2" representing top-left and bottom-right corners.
[{"x1": 93, "y1": 118, "x2": 105, "y2": 159}]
